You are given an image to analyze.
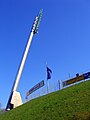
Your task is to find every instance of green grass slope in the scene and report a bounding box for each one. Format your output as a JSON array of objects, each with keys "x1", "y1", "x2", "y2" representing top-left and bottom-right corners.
[{"x1": 0, "y1": 80, "x2": 90, "y2": 120}]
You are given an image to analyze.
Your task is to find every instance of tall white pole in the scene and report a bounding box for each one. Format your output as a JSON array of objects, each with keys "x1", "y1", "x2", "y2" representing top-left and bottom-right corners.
[
  {"x1": 12, "y1": 9, "x2": 43, "y2": 92},
  {"x1": 6, "y1": 10, "x2": 43, "y2": 110},
  {"x1": 13, "y1": 32, "x2": 33, "y2": 91}
]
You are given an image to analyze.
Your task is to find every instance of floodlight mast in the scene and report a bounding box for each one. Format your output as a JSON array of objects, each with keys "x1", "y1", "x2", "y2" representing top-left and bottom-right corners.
[{"x1": 6, "y1": 9, "x2": 43, "y2": 110}]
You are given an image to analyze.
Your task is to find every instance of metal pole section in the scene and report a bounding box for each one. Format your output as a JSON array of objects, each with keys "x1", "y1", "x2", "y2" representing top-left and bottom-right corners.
[
  {"x1": 60, "y1": 80, "x2": 63, "y2": 90},
  {"x1": 12, "y1": 9, "x2": 43, "y2": 92},
  {"x1": 46, "y1": 63, "x2": 49, "y2": 94},
  {"x1": 6, "y1": 9, "x2": 43, "y2": 110},
  {"x1": 6, "y1": 31, "x2": 34, "y2": 110},
  {"x1": 58, "y1": 80, "x2": 60, "y2": 90},
  {"x1": 13, "y1": 32, "x2": 33, "y2": 91}
]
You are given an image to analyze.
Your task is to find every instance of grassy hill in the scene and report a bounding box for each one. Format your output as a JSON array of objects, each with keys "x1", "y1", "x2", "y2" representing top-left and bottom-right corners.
[{"x1": 0, "y1": 80, "x2": 90, "y2": 120}]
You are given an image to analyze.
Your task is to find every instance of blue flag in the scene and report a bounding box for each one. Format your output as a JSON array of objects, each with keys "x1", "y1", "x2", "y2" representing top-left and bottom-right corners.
[{"x1": 47, "y1": 66, "x2": 52, "y2": 80}]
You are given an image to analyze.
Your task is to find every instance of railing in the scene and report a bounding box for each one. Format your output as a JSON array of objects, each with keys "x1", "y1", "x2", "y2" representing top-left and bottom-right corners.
[{"x1": 25, "y1": 76, "x2": 90, "y2": 102}]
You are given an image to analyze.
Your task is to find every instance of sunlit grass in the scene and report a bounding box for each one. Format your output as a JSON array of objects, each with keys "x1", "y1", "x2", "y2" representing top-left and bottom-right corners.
[{"x1": 0, "y1": 80, "x2": 90, "y2": 120}]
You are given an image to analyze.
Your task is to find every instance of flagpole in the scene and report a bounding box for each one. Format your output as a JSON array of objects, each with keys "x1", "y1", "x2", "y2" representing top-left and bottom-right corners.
[
  {"x1": 47, "y1": 79, "x2": 49, "y2": 93},
  {"x1": 47, "y1": 80, "x2": 50, "y2": 94},
  {"x1": 46, "y1": 63, "x2": 49, "y2": 94},
  {"x1": 46, "y1": 63, "x2": 52, "y2": 94}
]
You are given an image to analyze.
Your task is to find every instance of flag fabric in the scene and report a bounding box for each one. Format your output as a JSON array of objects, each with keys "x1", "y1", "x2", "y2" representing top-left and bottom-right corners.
[
  {"x1": 83, "y1": 72, "x2": 90, "y2": 79},
  {"x1": 47, "y1": 66, "x2": 52, "y2": 80}
]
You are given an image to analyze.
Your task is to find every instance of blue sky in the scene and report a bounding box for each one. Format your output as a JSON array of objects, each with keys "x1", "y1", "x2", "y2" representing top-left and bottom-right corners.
[{"x1": 0, "y1": 0, "x2": 90, "y2": 108}]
